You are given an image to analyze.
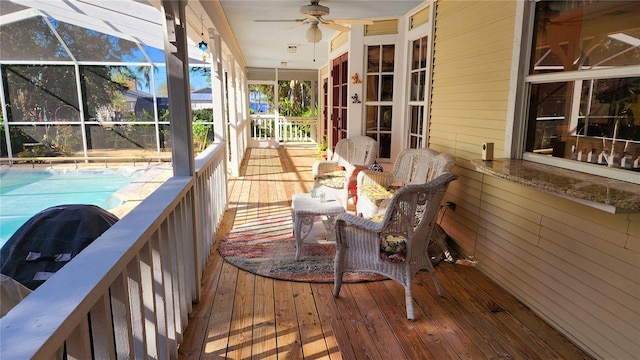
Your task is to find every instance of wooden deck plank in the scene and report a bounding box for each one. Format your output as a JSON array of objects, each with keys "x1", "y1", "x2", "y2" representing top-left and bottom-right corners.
[
  {"x1": 252, "y1": 277, "x2": 277, "y2": 360},
  {"x1": 199, "y1": 260, "x2": 238, "y2": 359},
  {"x1": 389, "y1": 273, "x2": 486, "y2": 359},
  {"x1": 177, "y1": 250, "x2": 224, "y2": 359},
  {"x1": 349, "y1": 282, "x2": 407, "y2": 359},
  {"x1": 451, "y1": 264, "x2": 592, "y2": 360},
  {"x1": 226, "y1": 270, "x2": 255, "y2": 359},
  {"x1": 310, "y1": 283, "x2": 353, "y2": 360},
  {"x1": 365, "y1": 280, "x2": 443, "y2": 360},
  {"x1": 434, "y1": 266, "x2": 550, "y2": 359},
  {"x1": 333, "y1": 282, "x2": 384, "y2": 359},
  {"x1": 177, "y1": 147, "x2": 594, "y2": 360},
  {"x1": 274, "y1": 280, "x2": 304, "y2": 359},
  {"x1": 291, "y1": 281, "x2": 331, "y2": 359}
]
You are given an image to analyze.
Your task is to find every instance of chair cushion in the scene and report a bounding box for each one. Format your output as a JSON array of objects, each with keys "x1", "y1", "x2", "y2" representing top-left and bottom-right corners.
[
  {"x1": 366, "y1": 212, "x2": 407, "y2": 263},
  {"x1": 316, "y1": 170, "x2": 346, "y2": 189},
  {"x1": 380, "y1": 234, "x2": 407, "y2": 263},
  {"x1": 359, "y1": 185, "x2": 395, "y2": 206}
]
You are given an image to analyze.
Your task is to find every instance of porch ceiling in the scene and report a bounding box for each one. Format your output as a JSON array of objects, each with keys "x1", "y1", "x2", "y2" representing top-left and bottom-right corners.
[
  {"x1": 217, "y1": 0, "x2": 424, "y2": 70},
  {"x1": 2, "y1": 0, "x2": 424, "y2": 71}
]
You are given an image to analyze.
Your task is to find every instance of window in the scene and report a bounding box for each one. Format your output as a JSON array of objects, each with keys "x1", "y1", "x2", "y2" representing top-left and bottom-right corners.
[
  {"x1": 408, "y1": 36, "x2": 429, "y2": 149},
  {"x1": 365, "y1": 44, "x2": 395, "y2": 159},
  {"x1": 524, "y1": 1, "x2": 640, "y2": 181}
]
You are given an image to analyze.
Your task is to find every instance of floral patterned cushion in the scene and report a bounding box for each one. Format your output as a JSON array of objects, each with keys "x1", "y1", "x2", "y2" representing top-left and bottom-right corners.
[
  {"x1": 366, "y1": 212, "x2": 407, "y2": 263},
  {"x1": 380, "y1": 234, "x2": 407, "y2": 262},
  {"x1": 359, "y1": 185, "x2": 394, "y2": 206},
  {"x1": 316, "y1": 170, "x2": 346, "y2": 189}
]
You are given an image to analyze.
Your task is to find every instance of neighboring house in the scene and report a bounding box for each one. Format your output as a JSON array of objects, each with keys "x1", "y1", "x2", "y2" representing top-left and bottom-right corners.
[{"x1": 191, "y1": 87, "x2": 214, "y2": 110}]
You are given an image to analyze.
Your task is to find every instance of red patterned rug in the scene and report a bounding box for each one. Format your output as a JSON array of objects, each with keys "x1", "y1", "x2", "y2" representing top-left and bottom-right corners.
[{"x1": 218, "y1": 213, "x2": 385, "y2": 283}]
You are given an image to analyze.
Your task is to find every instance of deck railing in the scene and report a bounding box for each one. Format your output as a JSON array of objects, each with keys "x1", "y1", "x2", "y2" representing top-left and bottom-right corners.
[
  {"x1": 250, "y1": 115, "x2": 318, "y2": 146},
  {"x1": 0, "y1": 141, "x2": 228, "y2": 359}
]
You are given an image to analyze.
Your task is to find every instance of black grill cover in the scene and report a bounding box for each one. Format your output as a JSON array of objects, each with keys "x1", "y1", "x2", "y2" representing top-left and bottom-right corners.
[{"x1": 0, "y1": 204, "x2": 119, "y2": 290}]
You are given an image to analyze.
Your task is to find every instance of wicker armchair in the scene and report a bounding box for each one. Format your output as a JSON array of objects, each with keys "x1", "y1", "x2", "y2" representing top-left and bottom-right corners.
[
  {"x1": 356, "y1": 148, "x2": 455, "y2": 217},
  {"x1": 313, "y1": 136, "x2": 378, "y2": 206},
  {"x1": 333, "y1": 173, "x2": 459, "y2": 320}
]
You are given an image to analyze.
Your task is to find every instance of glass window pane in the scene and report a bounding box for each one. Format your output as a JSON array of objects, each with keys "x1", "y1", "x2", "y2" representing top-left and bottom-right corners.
[
  {"x1": 418, "y1": 71, "x2": 426, "y2": 101},
  {"x1": 420, "y1": 36, "x2": 428, "y2": 68},
  {"x1": 411, "y1": 39, "x2": 420, "y2": 70},
  {"x1": 4, "y1": 65, "x2": 79, "y2": 123},
  {"x1": 525, "y1": 1, "x2": 640, "y2": 174},
  {"x1": 367, "y1": 46, "x2": 380, "y2": 72},
  {"x1": 410, "y1": 72, "x2": 420, "y2": 101},
  {"x1": 366, "y1": 106, "x2": 378, "y2": 131},
  {"x1": 379, "y1": 133, "x2": 391, "y2": 158},
  {"x1": 381, "y1": 105, "x2": 392, "y2": 130},
  {"x1": 530, "y1": 1, "x2": 640, "y2": 74},
  {"x1": 526, "y1": 77, "x2": 640, "y2": 168},
  {"x1": 366, "y1": 75, "x2": 379, "y2": 101},
  {"x1": 381, "y1": 45, "x2": 395, "y2": 72},
  {"x1": 0, "y1": 17, "x2": 71, "y2": 61},
  {"x1": 381, "y1": 75, "x2": 393, "y2": 101}
]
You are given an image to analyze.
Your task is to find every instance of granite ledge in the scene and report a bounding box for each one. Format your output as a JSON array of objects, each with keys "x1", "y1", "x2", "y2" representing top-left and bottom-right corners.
[{"x1": 471, "y1": 159, "x2": 640, "y2": 214}]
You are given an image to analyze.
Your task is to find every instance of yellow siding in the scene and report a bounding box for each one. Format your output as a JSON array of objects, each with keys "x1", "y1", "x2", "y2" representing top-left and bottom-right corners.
[
  {"x1": 364, "y1": 19, "x2": 398, "y2": 35},
  {"x1": 409, "y1": 6, "x2": 430, "y2": 30},
  {"x1": 430, "y1": 1, "x2": 640, "y2": 358},
  {"x1": 330, "y1": 32, "x2": 348, "y2": 53}
]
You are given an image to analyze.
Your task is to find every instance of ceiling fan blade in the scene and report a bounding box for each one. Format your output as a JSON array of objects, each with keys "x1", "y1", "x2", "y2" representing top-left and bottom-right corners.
[
  {"x1": 319, "y1": 21, "x2": 351, "y2": 32},
  {"x1": 287, "y1": 22, "x2": 307, "y2": 30},
  {"x1": 329, "y1": 18, "x2": 374, "y2": 25},
  {"x1": 254, "y1": 19, "x2": 305, "y2": 23}
]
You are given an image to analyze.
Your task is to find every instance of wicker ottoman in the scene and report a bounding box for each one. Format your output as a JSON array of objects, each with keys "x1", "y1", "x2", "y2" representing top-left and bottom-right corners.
[{"x1": 291, "y1": 193, "x2": 346, "y2": 260}]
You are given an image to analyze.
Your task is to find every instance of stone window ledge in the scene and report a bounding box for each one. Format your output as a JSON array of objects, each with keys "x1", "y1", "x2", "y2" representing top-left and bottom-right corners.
[{"x1": 471, "y1": 159, "x2": 640, "y2": 214}]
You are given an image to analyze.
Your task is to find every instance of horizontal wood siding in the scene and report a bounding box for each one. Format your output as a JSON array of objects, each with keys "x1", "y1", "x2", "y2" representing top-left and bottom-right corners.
[{"x1": 429, "y1": 1, "x2": 640, "y2": 359}]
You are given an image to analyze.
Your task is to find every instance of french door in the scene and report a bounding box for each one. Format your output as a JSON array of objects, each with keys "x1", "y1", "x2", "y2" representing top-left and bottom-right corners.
[{"x1": 331, "y1": 52, "x2": 348, "y2": 150}]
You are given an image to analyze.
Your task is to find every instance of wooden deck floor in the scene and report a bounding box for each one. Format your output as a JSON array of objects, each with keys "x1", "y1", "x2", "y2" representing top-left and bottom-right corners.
[{"x1": 178, "y1": 147, "x2": 593, "y2": 360}]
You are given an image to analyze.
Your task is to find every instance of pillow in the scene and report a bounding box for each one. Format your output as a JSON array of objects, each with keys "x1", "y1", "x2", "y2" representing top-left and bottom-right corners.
[
  {"x1": 380, "y1": 234, "x2": 407, "y2": 262},
  {"x1": 368, "y1": 160, "x2": 383, "y2": 172}
]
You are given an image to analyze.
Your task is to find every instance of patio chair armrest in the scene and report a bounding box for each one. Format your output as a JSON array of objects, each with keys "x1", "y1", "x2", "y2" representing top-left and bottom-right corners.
[
  {"x1": 335, "y1": 213, "x2": 385, "y2": 232},
  {"x1": 312, "y1": 160, "x2": 338, "y2": 178}
]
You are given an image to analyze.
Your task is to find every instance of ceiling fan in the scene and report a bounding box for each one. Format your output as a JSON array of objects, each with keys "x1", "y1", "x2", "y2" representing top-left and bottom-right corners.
[{"x1": 255, "y1": 1, "x2": 373, "y2": 42}]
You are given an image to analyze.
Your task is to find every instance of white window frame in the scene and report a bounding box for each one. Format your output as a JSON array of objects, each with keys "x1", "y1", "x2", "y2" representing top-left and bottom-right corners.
[{"x1": 513, "y1": 1, "x2": 640, "y2": 185}]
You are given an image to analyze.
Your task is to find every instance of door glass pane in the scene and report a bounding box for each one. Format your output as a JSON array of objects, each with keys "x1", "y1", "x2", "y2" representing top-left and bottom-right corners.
[
  {"x1": 367, "y1": 46, "x2": 380, "y2": 72},
  {"x1": 381, "y1": 75, "x2": 394, "y2": 101},
  {"x1": 367, "y1": 75, "x2": 379, "y2": 101},
  {"x1": 382, "y1": 45, "x2": 395, "y2": 72},
  {"x1": 366, "y1": 106, "x2": 378, "y2": 131}
]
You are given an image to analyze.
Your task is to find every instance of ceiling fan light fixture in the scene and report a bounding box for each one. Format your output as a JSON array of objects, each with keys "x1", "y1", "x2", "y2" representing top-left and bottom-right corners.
[{"x1": 305, "y1": 23, "x2": 322, "y2": 43}]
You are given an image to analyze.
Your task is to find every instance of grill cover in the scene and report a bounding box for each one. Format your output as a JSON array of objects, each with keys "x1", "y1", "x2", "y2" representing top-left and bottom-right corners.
[{"x1": 0, "y1": 204, "x2": 119, "y2": 290}]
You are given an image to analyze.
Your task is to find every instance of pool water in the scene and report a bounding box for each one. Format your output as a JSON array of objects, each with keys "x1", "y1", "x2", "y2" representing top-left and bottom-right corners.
[{"x1": 0, "y1": 168, "x2": 138, "y2": 248}]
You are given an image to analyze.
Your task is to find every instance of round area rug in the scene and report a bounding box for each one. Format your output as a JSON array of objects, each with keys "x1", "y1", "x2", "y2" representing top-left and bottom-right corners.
[{"x1": 218, "y1": 213, "x2": 385, "y2": 283}]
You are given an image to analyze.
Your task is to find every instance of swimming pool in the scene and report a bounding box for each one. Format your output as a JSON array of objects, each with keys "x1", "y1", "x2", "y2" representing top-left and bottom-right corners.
[{"x1": 0, "y1": 167, "x2": 142, "y2": 248}]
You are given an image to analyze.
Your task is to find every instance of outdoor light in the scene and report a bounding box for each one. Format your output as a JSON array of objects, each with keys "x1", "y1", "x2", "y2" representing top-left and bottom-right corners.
[{"x1": 305, "y1": 23, "x2": 322, "y2": 43}]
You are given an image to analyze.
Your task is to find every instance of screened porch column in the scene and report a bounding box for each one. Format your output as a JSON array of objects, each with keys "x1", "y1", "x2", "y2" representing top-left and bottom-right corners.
[{"x1": 161, "y1": 0, "x2": 195, "y2": 177}]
